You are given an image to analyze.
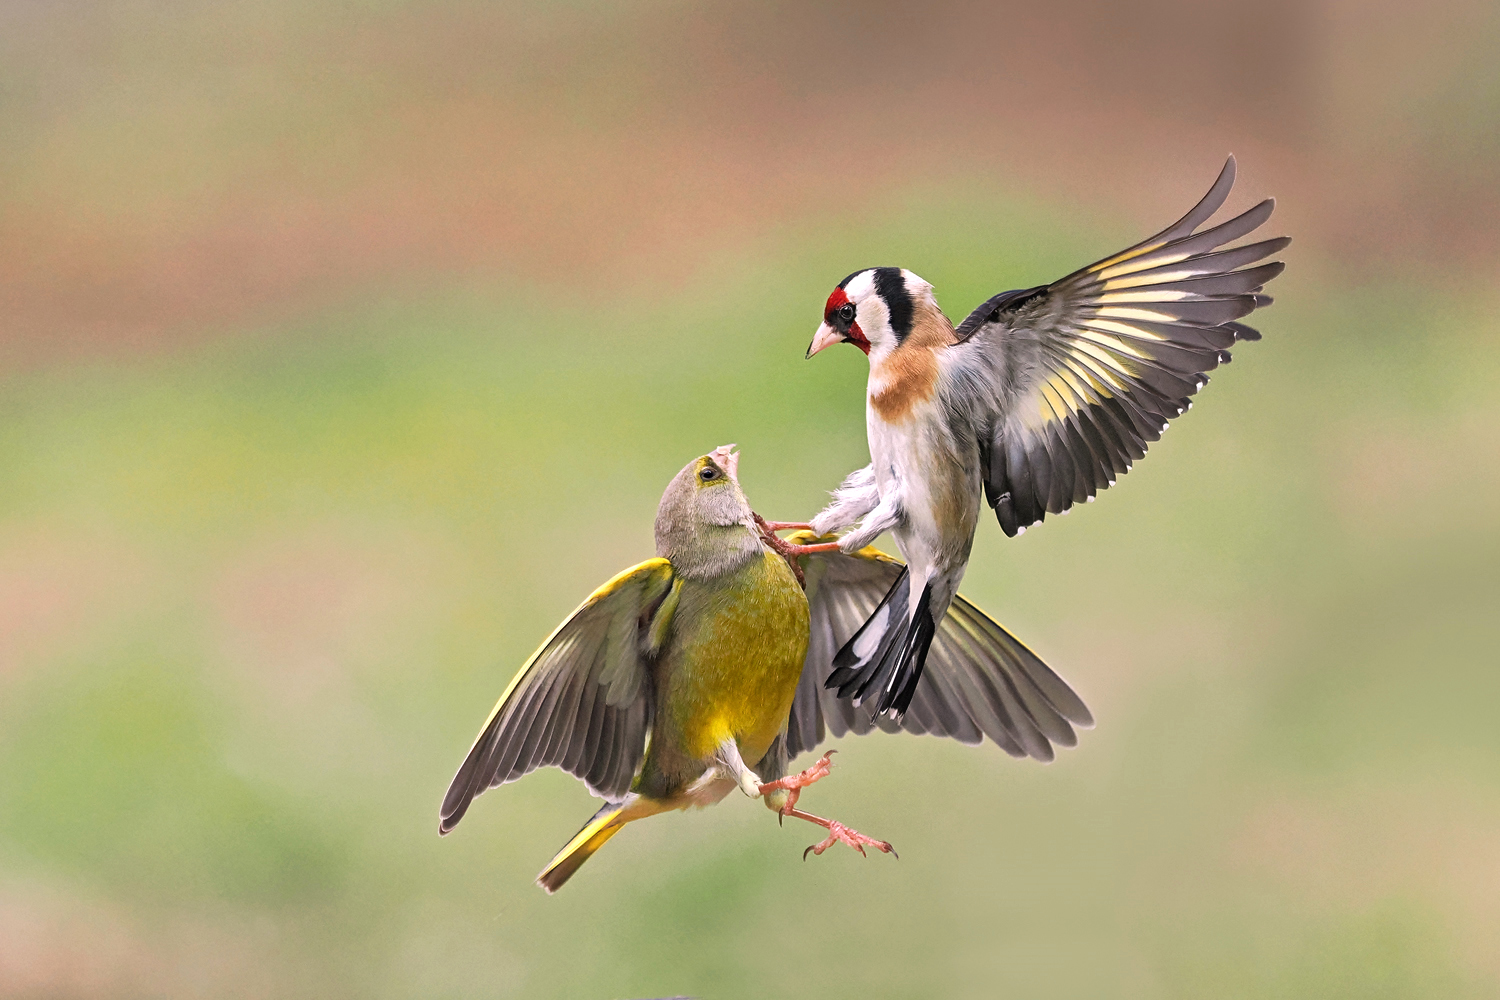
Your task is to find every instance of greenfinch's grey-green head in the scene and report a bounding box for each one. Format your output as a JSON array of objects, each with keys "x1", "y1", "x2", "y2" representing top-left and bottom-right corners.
[{"x1": 654, "y1": 444, "x2": 760, "y2": 579}]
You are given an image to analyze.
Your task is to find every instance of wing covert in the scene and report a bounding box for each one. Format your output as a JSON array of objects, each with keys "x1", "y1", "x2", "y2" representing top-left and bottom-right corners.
[{"x1": 439, "y1": 558, "x2": 675, "y2": 833}]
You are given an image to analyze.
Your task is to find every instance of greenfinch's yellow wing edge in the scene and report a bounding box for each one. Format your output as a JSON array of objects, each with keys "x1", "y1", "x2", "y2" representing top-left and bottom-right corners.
[
  {"x1": 464, "y1": 557, "x2": 671, "y2": 744},
  {"x1": 438, "y1": 560, "x2": 675, "y2": 833}
]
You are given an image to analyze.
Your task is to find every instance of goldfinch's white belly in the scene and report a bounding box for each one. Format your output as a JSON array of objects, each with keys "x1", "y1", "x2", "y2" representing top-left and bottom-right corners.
[{"x1": 866, "y1": 394, "x2": 979, "y2": 570}]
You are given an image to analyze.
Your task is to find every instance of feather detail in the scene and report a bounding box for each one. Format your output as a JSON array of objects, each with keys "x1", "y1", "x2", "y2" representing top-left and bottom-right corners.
[{"x1": 869, "y1": 301, "x2": 955, "y2": 423}]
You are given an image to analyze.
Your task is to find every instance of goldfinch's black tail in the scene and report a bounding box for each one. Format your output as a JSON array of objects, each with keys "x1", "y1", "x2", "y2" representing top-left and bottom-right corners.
[{"x1": 825, "y1": 567, "x2": 935, "y2": 718}]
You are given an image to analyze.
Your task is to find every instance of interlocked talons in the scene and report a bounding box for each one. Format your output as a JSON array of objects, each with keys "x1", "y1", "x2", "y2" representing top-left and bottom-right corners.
[
  {"x1": 752, "y1": 514, "x2": 844, "y2": 588},
  {"x1": 758, "y1": 751, "x2": 896, "y2": 862}
]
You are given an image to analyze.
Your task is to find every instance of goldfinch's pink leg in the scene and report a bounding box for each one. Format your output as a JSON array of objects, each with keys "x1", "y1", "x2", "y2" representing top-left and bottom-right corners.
[
  {"x1": 752, "y1": 514, "x2": 835, "y2": 554},
  {"x1": 778, "y1": 541, "x2": 841, "y2": 555},
  {"x1": 752, "y1": 515, "x2": 841, "y2": 586}
]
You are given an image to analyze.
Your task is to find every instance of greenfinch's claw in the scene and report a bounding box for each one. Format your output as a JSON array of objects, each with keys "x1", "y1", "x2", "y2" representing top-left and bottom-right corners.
[
  {"x1": 758, "y1": 750, "x2": 838, "y2": 815},
  {"x1": 802, "y1": 819, "x2": 894, "y2": 860},
  {"x1": 764, "y1": 750, "x2": 891, "y2": 863}
]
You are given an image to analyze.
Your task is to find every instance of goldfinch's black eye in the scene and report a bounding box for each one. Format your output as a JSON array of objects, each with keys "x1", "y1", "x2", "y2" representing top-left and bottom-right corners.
[
  {"x1": 698, "y1": 466, "x2": 719, "y2": 481},
  {"x1": 838, "y1": 303, "x2": 856, "y2": 324}
]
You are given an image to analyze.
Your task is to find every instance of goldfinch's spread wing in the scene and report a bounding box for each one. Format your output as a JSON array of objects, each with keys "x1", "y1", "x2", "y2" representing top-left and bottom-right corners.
[
  {"x1": 950, "y1": 156, "x2": 1289, "y2": 536},
  {"x1": 787, "y1": 537, "x2": 1091, "y2": 762},
  {"x1": 439, "y1": 558, "x2": 675, "y2": 833}
]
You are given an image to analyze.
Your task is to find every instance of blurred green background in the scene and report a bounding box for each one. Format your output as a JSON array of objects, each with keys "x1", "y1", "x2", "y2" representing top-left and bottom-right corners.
[{"x1": 2, "y1": 2, "x2": 1498, "y2": 997}]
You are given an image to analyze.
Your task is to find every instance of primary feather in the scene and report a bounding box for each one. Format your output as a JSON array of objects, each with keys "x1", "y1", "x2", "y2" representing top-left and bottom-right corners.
[{"x1": 806, "y1": 156, "x2": 1288, "y2": 719}]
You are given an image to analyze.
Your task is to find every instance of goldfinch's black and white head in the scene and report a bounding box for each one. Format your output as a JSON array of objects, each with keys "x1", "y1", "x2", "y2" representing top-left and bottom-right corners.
[{"x1": 806, "y1": 267, "x2": 942, "y2": 362}]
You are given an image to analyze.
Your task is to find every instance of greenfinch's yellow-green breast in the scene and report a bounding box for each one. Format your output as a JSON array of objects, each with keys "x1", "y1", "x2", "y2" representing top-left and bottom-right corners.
[{"x1": 439, "y1": 447, "x2": 1091, "y2": 892}]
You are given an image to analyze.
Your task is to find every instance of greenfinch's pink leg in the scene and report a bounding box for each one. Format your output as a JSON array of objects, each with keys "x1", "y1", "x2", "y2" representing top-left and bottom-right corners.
[
  {"x1": 759, "y1": 750, "x2": 836, "y2": 813},
  {"x1": 759, "y1": 521, "x2": 813, "y2": 531},
  {"x1": 759, "y1": 752, "x2": 896, "y2": 859},
  {"x1": 788, "y1": 812, "x2": 896, "y2": 859}
]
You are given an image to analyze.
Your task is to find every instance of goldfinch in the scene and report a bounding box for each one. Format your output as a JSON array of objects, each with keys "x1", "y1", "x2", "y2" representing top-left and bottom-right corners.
[
  {"x1": 803, "y1": 156, "x2": 1288, "y2": 719},
  {"x1": 440, "y1": 448, "x2": 1090, "y2": 891}
]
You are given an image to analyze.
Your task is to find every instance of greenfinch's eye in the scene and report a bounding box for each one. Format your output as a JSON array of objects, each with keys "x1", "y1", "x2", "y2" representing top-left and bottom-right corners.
[
  {"x1": 838, "y1": 303, "x2": 856, "y2": 324},
  {"x1": 698, "y1": 466, "x2": 719, "y2": 482}
]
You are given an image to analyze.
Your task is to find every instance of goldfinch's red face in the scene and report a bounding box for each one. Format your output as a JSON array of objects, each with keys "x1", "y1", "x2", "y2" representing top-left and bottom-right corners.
[
  {"x1": 807, "y1": 283, "x2": 870, "y2": 358},
  {"x1": 807, "y1": 267, "x2": 926, "y2": 360}
]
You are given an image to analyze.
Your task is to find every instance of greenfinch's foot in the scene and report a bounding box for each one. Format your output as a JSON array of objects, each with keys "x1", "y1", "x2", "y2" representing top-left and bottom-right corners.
[
  {"x1": 760, "y1": 752, "x2": 896, "y2": 859},
  {"x1": 758, "y1": 520, "x2": 813, "y2": 531},
  {"x1": 758, "y1": 751, "x2": 836, "y2": 816},
  {"x1": 800, "y1": 817, "x2": 896, "y2": 860}
]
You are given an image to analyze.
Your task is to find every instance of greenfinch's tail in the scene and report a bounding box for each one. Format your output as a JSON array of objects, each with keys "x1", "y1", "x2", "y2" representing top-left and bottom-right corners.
[{"x1": 536, "y1": 801, "x2": 630, "y2": 893}]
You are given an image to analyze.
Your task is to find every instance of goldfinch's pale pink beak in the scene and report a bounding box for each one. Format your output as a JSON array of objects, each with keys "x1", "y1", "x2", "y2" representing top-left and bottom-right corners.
[{"x1": 806, "y1": 322, "x2": 841, "y2": 359}]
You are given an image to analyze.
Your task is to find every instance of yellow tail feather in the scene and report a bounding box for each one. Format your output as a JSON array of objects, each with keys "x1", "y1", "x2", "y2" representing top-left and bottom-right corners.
[{"x1": 536, "y1": 802, "x2": 629, "y2": 894}]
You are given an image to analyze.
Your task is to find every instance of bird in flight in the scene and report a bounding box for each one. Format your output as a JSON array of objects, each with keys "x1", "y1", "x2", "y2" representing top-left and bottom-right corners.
[
  {"x1": 439, "y1": 447, "x2": 1089, "y2": 891},
  {"x1": 802, "y1": 156, "x2": 1288, "y2": 720}
]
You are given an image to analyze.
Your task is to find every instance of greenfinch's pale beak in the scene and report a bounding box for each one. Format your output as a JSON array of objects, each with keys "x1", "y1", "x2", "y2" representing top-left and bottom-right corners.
[
  {"x1": 806, "y1": 322, "x2": 841, "y2": 359},
  {"x1": 709, "y1": 443, "x2": 740, "y2": 481}
]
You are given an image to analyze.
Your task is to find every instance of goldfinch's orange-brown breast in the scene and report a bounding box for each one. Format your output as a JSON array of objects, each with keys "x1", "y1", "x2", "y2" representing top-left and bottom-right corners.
[{"x1": 869, "y1": 303, "x2": 955, "y2": 423}]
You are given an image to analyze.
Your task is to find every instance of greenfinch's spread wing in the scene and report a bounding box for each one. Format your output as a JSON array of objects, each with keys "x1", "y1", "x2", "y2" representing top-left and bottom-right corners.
[
  {"x1": 789, "y1": 536, "x2": 1092, "y2": 762},
  {"x1": 440, "y1": 558, "x2": 675, "y2": 834}
]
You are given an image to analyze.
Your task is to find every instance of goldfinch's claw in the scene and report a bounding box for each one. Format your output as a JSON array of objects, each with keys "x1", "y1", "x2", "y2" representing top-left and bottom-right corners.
[{"x1": 752, "y1": 514, "x2": 845, "y2": 587}]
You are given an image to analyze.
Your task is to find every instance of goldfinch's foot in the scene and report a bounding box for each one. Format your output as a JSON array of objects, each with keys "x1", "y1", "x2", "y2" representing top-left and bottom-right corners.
[
  {"x1": 753, "y1": 514, "x2": 839, "y2": 555},
  {"x1": 753, "y1": 514, "x2": 825, "y2": 586},
  {"x1": 781, "y1": 541, "x2": 841, "y2": 555},
  {"x1": 801, "y1": 818, "x2": 896, "y2": 860},
  {"x1": 758, "y1": 751, "x2": 836, "y2": 815}
]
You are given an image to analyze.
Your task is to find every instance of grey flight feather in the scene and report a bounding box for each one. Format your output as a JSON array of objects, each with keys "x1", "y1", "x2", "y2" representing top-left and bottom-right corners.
[
  {"x1": 438, "y1": 559, "x2": 674, "y2": 834},
  {"x1": 787, "y1": 545, "x2": 1091, "y2": 763}
]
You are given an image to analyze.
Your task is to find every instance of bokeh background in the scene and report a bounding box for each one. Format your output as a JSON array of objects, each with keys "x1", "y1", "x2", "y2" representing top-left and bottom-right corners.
[{"x1": 2, "y1": 2, "x2": 1498, "y2": 997}]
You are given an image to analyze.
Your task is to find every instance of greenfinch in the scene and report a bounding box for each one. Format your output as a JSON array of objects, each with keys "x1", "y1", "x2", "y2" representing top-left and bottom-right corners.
[{"x1": 439, "y1": 446, "x2": 1090, "y2": 892}]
